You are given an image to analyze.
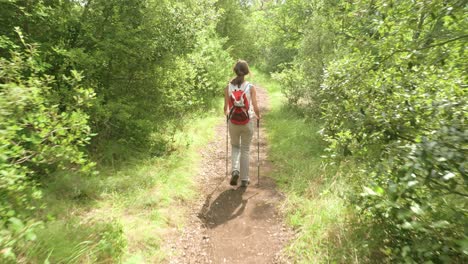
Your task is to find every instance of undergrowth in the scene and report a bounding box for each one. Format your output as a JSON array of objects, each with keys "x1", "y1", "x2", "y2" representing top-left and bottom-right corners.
[
  {"x1": 23, "y1": 105, "x2": 222, "y2": 263},
  {"x1": 253, "y1": 71, "x2": 373, "y2": 263}
]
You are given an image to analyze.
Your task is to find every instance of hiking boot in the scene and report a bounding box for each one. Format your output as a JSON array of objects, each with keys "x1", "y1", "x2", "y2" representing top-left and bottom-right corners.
[
  {"x1": 230, "y1": 170, "x2": 239, "y2": 186},
  {"x1": 240, "y1": 180, "x2": 250, "y2": 187}
]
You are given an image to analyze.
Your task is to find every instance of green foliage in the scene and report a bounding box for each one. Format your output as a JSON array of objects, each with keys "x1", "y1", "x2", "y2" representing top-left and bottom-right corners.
[
  {"x1": 68, "y1": 0, "x2": 231, "y2": 155},
  {"x1": 214, "y1": 0, "x2": 299, "y2": 71},
  {"x1": 0, "y1": 0, "x2": 231, "y2": 261},
  {"x1": 0, "y1": 0, "x2": 231, "y2": 157},
  {"x1": 26, "y1": 219, "x2": 125, "y2": 263},
  {"x1": 0, "y1": 34, "x2": 94, "y2": 261},
  {"x1": 271, "y1": 0, "x2": 467, "y2": 262},
  {"x1": 231, "y1": 1, "x2": 301, "y2": 72},
  {"x1": 5, "y1": 0, "x2": 465, "y2": 262},
  {"x1": 256, "y1": 73, "x2": 367, "y2": 263},
  {"x1": 215, "y1": 0, "x2": 254, "y2": 60}
]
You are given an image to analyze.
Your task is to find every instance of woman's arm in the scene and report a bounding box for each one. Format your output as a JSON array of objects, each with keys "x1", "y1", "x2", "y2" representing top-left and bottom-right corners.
[{"x1": 250, "y1": 85, "x2": 261, "y2": 119}]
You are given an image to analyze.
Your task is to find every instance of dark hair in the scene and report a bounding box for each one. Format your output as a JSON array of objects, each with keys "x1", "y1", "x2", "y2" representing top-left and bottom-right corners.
[{"x1": 230, "y1": 60, "x2": 250, "y2": 88}]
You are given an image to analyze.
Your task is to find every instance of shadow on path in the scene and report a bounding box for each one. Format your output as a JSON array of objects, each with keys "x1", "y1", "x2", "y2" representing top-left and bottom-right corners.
[{"x1": 198, "y1": 187, "x2": 247, "y2": 229}]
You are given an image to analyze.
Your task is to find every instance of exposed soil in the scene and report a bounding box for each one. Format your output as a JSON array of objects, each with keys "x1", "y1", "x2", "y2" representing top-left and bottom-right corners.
[{"x1": 165, "y1": 86, "x2": 293, "y2": 264}]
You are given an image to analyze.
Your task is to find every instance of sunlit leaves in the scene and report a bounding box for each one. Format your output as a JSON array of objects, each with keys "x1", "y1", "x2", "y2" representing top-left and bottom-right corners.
[
  {"x1": 273, "y1": 0, "x2": 467, "y2": 262},
  {"x1": 0, "y1": 36, "x2": 95, "y2": 261}
]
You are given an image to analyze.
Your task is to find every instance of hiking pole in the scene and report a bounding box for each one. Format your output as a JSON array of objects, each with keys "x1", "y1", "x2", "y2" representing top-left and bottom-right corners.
[
  {"x1": 226, "y1": 114, "x2": 229, "y2": 179},
  {"x1": 257, "y1": 118, "x2": 260, "y2": 186}
]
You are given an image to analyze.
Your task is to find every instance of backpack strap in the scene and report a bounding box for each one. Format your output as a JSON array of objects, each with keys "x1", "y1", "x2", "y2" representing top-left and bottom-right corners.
[
  {"x1": 229, "y1": 82, "x2": 251, "y2": 95},
  {"x1": 243, "y1": 82, "x2": 251, "y2": 93}
]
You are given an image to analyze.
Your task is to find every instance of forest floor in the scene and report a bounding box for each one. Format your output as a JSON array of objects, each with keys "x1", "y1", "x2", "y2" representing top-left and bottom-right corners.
[{"x1": 164, "y1": 86, "x2": 294, "y2": 263}]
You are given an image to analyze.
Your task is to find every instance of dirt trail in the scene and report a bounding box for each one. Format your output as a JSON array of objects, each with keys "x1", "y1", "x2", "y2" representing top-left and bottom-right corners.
[{"x1": 166, "y1": 87, "x2": 293, "y2": 264}]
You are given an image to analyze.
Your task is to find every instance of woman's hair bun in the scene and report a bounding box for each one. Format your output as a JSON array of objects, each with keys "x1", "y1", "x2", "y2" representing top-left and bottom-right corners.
[{"x1": 231, "y1": 60, "x2": 250, "y2": 87}]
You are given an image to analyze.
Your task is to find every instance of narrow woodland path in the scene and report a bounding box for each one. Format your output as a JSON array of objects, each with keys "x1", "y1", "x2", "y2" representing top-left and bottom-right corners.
[{"x1": 165, "y1": 86, "x2": 293, "y2": 263}]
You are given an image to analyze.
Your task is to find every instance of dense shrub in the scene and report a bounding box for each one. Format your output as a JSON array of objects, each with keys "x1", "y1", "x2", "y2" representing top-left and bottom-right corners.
[
  {"x1": 0, "y1": 0, "x2": 231, "y2": 157},
  {"x1": 0, "y1": 0, "x2": 231, "y2": 261},
  {"x1": 0, "y1": 34, "x2": 94, "y2": 261},
  {"x1": 61, "y1": 0, "x2": 231, "y2": 156},
  {"x1": 272, "y1": 0, "x2": 467, "y2": 262}
]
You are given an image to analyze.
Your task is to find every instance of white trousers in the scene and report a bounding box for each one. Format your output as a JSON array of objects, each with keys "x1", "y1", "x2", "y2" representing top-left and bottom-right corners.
[{"x1": 229, "y1": 121, "x2": 254, "y2": 181}]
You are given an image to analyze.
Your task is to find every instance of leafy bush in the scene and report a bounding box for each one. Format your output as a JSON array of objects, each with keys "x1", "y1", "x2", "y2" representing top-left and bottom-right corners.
[
  {"x1": 0, "y1": 0, "x2": 231, "y2": 261},
  {"x1": 0, "y1": 33, "x2": 94, "y2": 261},
  {"x1": 0, "y1": 0, "x2": 232, "y2": 159},
  {"x1": 271, "y1": 0, "x2": 467, "y2": 262},
  {"x1": 65, "y1": 0, "x2": 231, "y2": 155}
]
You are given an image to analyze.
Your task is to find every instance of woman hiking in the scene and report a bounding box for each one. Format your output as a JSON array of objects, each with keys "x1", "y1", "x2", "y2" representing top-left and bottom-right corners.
[{"x1": 224, "y1": 60, "x2": 261, "y2": 187}]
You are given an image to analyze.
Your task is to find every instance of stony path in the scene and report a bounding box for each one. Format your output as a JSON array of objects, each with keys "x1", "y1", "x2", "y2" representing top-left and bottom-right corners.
[{"x1": 165, "y1": 86, "x2": 293, "y2": 264}]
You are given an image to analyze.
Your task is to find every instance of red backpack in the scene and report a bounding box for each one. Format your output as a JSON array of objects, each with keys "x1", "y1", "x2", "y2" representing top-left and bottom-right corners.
[{"x1": 228, "y1": 82, "x2": 251, "y2": 125}]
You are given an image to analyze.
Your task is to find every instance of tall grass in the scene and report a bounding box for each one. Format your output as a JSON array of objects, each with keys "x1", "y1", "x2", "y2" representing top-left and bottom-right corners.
[
  {"x1": 24, "y1": 106, "x2": 222, "y2": 263},
  {"x1": 252, "y1": 71, "x2": 370, "y2": 263}
]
